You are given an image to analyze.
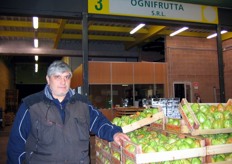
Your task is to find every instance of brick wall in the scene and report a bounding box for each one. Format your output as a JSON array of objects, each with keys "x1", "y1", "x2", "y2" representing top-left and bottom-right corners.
[
  {"x1": 166, "y1": 36, "x2": 222, "y2": 102},
  {"x1": 223, "y1": 39, "x2": 232, "y2": 99}
]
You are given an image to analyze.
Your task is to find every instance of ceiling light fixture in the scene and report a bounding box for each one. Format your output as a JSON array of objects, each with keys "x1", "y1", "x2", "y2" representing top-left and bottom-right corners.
[
  {"x1": 130, "y1": 23, "x2": 145, "y2": 34},
  {"x1": 35, "y1": 55, "x2": 39, "y2": 61},
  {"x1": 170, "y1": 27, "x2": 189, "y2": 37},
  {"x1": 207, "y1": 30, "x2": 228, "y2": 39},
  {"x1": 35, "y1": 63, "x2": 38, "y2": 73},
  {"x1": 33, "y1": 17, "x2": 39, "y2": 29},
  {"x1": 34, "y1": 38, "x2": 39, "y2": 48}
]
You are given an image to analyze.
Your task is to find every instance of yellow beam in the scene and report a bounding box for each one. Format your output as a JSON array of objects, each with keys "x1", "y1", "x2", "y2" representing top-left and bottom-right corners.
[
  {"x1": 88, "y1": 25, "x2": 148, "y2": 33},
  {"x1": 125, "y1": 26, "x2": 166, "y2": 50},
  {"x1": 0, "y1": 20, "x2": 32, "y2": 27},
  {"x1": 0, "y1": 30, "x2": 135, "y2": 41},
  {"x1": 61, "y1": 34, "x2": 82, "y2": 39},
  {"x1": 0, "y1": 31, "x2": 34, "y2": 37},
  {"x1": 89, "y1": 35, "x2": 135, "y2": 41},
  {"x1": 0, "y1": 20, "x2": 59, "y2": 29},
  {"x1": 53, "y1": 19, "x2": 67, "y2": 49},
  {"x1": 0, "y1": 20, "x2": 148, "y2": 34},
  {"x1": 65, "y1": 24, "x2": 82, "y2": 30},
  {"x1": 222, "y1": 32, "x2": 232, "y2": 41},
  {"x1": 0, "y1": 31, "x2": 55, "y2": 39},
  {"x1": 62, "y1": 33, "x2": 135, "y2": 42},
  {"x1": 159, "y1": 30, "x2": 210, "y2": 38}
]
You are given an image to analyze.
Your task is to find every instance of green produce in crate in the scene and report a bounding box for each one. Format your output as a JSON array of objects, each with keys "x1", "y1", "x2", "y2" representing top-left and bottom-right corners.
[
  {"x1": 125, "y1": 159, "x2": 134, "y2": 164},
  {"x1": 104, "y1": 159, "x2": 110, "y2": 164},
  {"x1": 212, "y1": 119, "x2": 224, "y2": 129},
  {"x1": 191, "y1": 103, "x2": 200, "y2": 113},
  {"x1": 226, "y1": 105, "x2": 232, "y2": 112},
  {"x1": 203, "y1": 133, "x2": 232, "y2": 145},
  {"x1": 179, "y1": 159, "x2": 191, "y2": 164},
  {"x1": 143, "y1": 145, "x2": 156, "y2": 153},
  {"x1": 167, "y1": 118, "x2": 180, "y2": 126},
  {"x1": 224, "y1": 119, "x2": 232, "y2": 128},
  {"x1": 182, "y1": 104, "x2": 189, "y2": 114},
  {"x1": 189, "y1": 102, "x2": 232, "y2": 129},
  {"x1": 217, "y1": 103, "x2": 225, "y2": 112},
  {"x1": 191, "y1": 157, "x2": 201, "y2": 164},
  {"x1": 224, "y1": 110, "x2": 232, "y2": 119},
  {"x1": 125, "y1": 143, "x2": 136, "y2": 153},
  {"x1": 112, "y1": 152, "x2": 120, "y2": 160},
  {"x1": 225, "y1": 153, "x2": 232, "y2": 161},
  {"x1": 112, "y1": 108, "x2": 159, "y2": 126},
  {"x1": 196, "y1": 112, "x2": 207, "y2": 124},
  {"x1": 213, "y1": 111, "x2": 224, "y2": 120},
  {"x1": 126, "y1": 126, "x2": 202, "y2": 155},
  {"x1": 213, "y1": 154, "x2": 225, "y2": 162},
  {"x1": 199, "y1": 104, "x2": 209, "y2": 113},
  {"x1": 201, "y1": 119, "x2": 212, "y2": 129},
  {"x1": 112, "y1": 117, "x2": 121, "y2": 126},
  {"x1": 182, "y1": 104, "x2": 195, "y2": 127},
  {"x1": 157, "y1": 145, "x2": 167, "y2": 152}
]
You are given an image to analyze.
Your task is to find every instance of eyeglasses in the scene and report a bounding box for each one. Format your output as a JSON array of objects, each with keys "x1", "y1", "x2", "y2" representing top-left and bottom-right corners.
[{"x1": 51, "y1": 74, "x2": 72, "y2": 81}]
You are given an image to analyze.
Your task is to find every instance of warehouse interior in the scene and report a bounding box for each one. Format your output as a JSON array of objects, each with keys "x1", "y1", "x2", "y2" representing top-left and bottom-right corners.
[{"x1": 1, "y1": 1, "x2": 232, "y2": 163}]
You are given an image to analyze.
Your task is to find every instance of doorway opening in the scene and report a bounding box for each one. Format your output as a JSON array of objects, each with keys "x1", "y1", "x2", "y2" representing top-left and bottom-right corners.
[{"x1": 173, "y1": 82, "x2": 192, "y2": 102}]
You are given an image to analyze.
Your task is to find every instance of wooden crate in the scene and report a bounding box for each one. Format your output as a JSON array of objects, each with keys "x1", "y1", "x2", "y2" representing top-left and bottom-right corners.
[
  {"x1": 180, "y1": 98, "x2": 232, "y2": 136},
  {"x1": 121, "y1": 129, "x2": 206, "y2": 164},
  {"x1": 122, "y1": 111, "x2": 164, "y2": 133},
  {"x1": 204, "y1": 137, "x2": 232, "y2": 163},
  {"x1": 95, "y1": 137, "x2": 111, "y2": 163},
  {"x1": 111, "y1": 142, "x2": 122, "y2": 164},
  {"x1": 95, "y1": 137, "x2": 123, "y2": 164},
  {"x1": 179, "y1": 98, "x2": 200, "y2": 131},
  {"x1": 114, "y1": 107, "x2": 145, "y2": 117}
]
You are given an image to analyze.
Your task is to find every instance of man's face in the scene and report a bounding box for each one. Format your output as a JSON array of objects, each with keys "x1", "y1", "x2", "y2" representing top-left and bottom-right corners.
[{"x1": 46, "y1": 71, "x2": 72, "y2": 101}]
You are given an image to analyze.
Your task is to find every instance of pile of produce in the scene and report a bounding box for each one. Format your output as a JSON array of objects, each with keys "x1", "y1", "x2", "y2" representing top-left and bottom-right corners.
[
  {"x1": 126, "y1": 127, "x2": 201, "y2": 152},
  {"x1": 166, "y1": 118, "x2": 181, "y2": 126},
  {"x1": 124, "y1": 126, "x2": 202, "y2": 164},
  {"x1": 182, "y1": 103, "x2": 232, "y2": 129},
  {"x1": 202, "y1": 133, "x2": 232, "y2": 162},
  {"x1": 112, "y1": 108, "x2": 161, "y2": 127}
]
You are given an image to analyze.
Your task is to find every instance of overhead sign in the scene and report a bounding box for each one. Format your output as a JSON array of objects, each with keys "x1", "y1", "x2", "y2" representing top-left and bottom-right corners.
[{"x1": 88, "y1": 0, "x2": 218, "y2": 24}]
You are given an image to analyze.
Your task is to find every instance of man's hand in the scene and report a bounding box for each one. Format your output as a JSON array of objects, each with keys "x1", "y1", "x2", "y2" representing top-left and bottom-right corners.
[{"x1": 113, "y1": 132, "x2": 130, "y2": 146}]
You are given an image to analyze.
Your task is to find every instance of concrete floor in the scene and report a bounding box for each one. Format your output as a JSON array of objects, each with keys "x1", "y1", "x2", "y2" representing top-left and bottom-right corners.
[
  {"x1": 0, "y1": 125, "x2": 10, "y2": 164},
  {"x1": 0, "y1": 126, "x2": 96, "y2": 164}
]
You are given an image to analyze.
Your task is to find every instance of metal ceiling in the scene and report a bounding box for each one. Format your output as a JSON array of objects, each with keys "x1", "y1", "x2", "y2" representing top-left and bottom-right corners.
[
  {"x1": 0, "y1": 16, "x2": 229, "y2": 48},
  {"x1": 0, "y1": 1, "x2": 232, "y2": 63}
]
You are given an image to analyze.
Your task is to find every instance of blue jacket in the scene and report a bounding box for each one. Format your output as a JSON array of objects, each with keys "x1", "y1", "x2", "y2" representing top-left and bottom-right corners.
[{"x1": 7, "y1": 85, "x2": 122, "y2": 164}]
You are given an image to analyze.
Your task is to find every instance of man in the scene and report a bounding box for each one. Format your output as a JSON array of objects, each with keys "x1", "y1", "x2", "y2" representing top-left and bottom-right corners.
[{"x1": 7, "y1": 60, "x2": 130, "y2": 164}]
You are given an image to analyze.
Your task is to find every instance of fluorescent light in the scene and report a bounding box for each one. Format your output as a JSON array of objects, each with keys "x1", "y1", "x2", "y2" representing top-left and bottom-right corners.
[
  {"x1": 35, "y1": 63, "x2": 38, "y2": 73},
  {"x1": 207, "y1": 30, "x2": 228, "y2": 39},
  {"x1": 207, "y1": 33, "x2": 217, "y2": 39},
  {"x1": 35, "y1": 55, "x2": 39, "y2": 61},
  {"x1": 130, "y1": 23, "x2": 145, "y2": 34},
  {"x1": 221, "y1": 30, "x2": 228, "y2": 34},
  {"x1": 33, "y1": 17, "x2": 39, "y2": 29},
  {"x1": 170, "y1": 27, "x2": 189, "y2": 36},
  {"x1": 34, "y1": 38, "x2": 39, "y2": 48}
]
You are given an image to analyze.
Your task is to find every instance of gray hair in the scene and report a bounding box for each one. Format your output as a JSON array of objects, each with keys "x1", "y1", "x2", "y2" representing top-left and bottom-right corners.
[{"x1": 47, "y1": 60, "x2": 72, "y2": 77}]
